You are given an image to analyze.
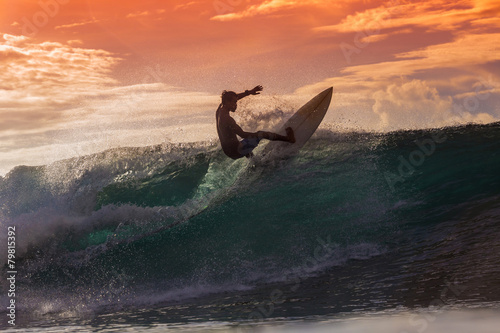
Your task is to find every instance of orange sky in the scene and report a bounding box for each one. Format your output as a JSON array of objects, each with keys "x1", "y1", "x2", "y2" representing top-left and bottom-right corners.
[{"x1": 1, "y1": 0, "x2": 500, "y2": 174}]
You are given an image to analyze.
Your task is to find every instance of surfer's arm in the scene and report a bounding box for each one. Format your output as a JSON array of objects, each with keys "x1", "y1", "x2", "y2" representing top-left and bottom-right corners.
[
  {"x1": 229, "y1": 119, "x2": 254, "y2": 138},
  {"x1": 236, "y1": 85, "x2": 263, "y2": 100}
]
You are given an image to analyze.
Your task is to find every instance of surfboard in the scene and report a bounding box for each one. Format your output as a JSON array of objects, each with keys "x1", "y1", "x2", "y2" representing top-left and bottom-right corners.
[{"x1": 260, "y1": 87, "x2": 333, "y2": 157}]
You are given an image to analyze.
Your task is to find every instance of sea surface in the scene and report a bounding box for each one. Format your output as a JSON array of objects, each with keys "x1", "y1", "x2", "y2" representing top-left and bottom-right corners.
[{"x1": 1, "y1": 123, "x2": 500, "y2": 332}]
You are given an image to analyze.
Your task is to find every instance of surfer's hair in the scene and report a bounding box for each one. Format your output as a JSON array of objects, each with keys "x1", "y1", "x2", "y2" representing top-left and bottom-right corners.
[{"x1": 221, "y1": 90, "x2": 237, "y2": 104}]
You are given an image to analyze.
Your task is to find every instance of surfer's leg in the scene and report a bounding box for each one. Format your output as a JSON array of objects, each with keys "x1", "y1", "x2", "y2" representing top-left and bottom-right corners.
[
  {"x1": 256, "y1": 127, "x2": 295, "y2": 143},
  {"x1": 238, "y1": 137, "x2": 261, "y2": 157},
  {"x1": 238, "y1": 128, "x2": 296, "y2": 157},
  {"x1": 285, "y1": 127, "x2": 295, "y2": 143}
]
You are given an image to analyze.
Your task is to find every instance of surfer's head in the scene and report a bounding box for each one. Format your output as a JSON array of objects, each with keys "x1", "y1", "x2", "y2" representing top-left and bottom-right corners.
[{"x1": 221, "y1": 90, "x2": 238, "y2": 112}]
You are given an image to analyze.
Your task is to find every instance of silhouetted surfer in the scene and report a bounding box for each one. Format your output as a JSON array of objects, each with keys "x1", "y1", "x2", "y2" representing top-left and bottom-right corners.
[{"x1": 216, "y1": 85, "x2": 295, "y2": 159}]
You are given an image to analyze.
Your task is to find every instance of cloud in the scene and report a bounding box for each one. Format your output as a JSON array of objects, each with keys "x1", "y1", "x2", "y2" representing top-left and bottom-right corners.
[
  {"x1": 0, "y1": 35, "x2": 221, "y2": 174},
  {"x1": 294, "y1": 28, "x2": 500, "y2": 132},
  {"x1": 0, "y1": 82, "x2": 219, "y2": 175},
  {"x1": 125, "y1": 9, "x2": 167, "y2": 18},
  {"x1": 373, "y1": 80, "x2": 451, "y2": 129},
  {"x1": 0, "y1": 33, "x2": 225, "y2": 174},
  {"x1": 373, "y1": 80, "x2": 497, "y2": 130},
  {"x1": 315, "y1": 0, "x2": 500, "y2": 34},
  {"x1": 1, "y1": 34, "x2": 29, "y2": 45},
  {"x1": 211, "y1": 0, "x2": 334, "y2": 21},
  {"x1": 294, "y1": 72, "x2": 500, "y2": 132},
  {"x1": 297, "y1": 78, "x2": 498, "y2": 133},
  {"x1": 297, "y1": 32, "x2": 500, "y2": 97},
  {"x1": 470, "y1": 16, "x2": 500, "y2": 28},
  {"x1": 0, "y1": 34, "x2": 120, "y2": 132},
  {"x1": 344, "y1": 33, "x2": 500, "y2": 79},
  {"x1": 174, "y1": 2, "x2": 200, "y2": 11},
  {"x1": 126, "y1": 11, "x2": 151, "y2": 18},
  {"x1": 54, "y1": 18, "x2": 102, "y2": 30}
]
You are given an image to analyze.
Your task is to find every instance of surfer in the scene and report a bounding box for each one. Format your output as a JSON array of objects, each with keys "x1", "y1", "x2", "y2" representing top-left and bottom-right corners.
[{"x1": 216, "y1": 85, "x2": 295, "y2": 159}]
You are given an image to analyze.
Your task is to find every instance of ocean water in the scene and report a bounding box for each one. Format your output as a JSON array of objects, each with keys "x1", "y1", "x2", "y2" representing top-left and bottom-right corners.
[{"x1": 1, "y1": 122, "x2": 500, "y2": 332}]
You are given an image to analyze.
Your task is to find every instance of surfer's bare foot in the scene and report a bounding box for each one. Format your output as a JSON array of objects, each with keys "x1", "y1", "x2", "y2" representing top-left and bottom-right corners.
[{"x1": 286, "y1": 127, "x2": 296, "y2": 143}]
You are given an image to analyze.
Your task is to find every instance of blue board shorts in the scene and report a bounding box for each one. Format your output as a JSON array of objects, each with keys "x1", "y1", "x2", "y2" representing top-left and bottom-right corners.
[{"x1": 238, "y1": 137, "x2": 261, "y2": 156}]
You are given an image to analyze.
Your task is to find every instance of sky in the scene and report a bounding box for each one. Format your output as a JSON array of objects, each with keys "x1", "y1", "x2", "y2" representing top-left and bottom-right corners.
[{"x1": 1, "y1": 0, "x2": 499, "y2": 175}]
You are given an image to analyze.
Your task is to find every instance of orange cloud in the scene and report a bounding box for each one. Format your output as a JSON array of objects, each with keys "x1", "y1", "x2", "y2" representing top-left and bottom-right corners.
[
  {"x1": 372, "y1": 79, "x2": 495, "y2": 130},
  {"x1": 54, "y1": 18, "x2": 102, "y2": 30},
  {"x1": 0, "y1": 34, "x2": 120, "y2": 132},
  {"x1": 316, "y1": 0, "x2": 500, "y2": 34},
  {"x1": 295, "y1": 27, "x2": 500, "y2": 131},
  {"x1": 345, "y1": 33, "x2": 500, "y2": 79},
  {"x1": 126, "y1": 9, "x2": 166, "y2": 18},
  {"x1": 211, "y1": 0, "x2": 339, "y2": 21},
  {"x1": 296, "y1": 31, "x2": 500, "y2": 97}
]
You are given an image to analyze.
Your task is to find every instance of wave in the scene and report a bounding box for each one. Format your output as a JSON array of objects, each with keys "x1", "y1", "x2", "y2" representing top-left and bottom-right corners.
[{"x1": 1, "y1": 122, "x2": 500, "y2": 317}]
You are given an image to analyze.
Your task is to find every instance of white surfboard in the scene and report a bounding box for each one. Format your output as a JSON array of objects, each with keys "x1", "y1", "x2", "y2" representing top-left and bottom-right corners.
[{"x1": 260, "y1": 87, "x2": 333, "y2": 157}]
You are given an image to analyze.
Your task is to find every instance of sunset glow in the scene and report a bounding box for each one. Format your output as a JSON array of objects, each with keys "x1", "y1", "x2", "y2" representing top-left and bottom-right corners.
[{"x1": 1, "y1": 0, "x2": 499, "y2": 174}]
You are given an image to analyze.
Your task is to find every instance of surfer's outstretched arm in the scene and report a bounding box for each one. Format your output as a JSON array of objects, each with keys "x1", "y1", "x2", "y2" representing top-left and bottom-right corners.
[{"x1": 236, "y1": 85, "x2": 263, "y2": 100}]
